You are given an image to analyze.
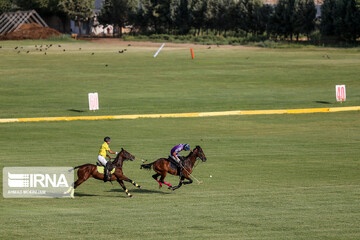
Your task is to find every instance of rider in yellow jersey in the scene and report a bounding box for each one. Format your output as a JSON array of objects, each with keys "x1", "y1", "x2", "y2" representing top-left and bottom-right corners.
[{"x1": 97, "y1": 137, "x2": 117, "y2": 182}]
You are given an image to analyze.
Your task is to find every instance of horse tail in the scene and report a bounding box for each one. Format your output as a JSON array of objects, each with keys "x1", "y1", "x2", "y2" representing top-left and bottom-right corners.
[
  {"x1": 140, "y1": 162, "x2": 155, "y2": 170},
  {"x1": 68, "y1": 165, "x2": 81, "y2": 172}
]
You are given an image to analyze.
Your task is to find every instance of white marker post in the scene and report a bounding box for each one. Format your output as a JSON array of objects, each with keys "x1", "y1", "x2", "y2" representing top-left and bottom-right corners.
[
  {"x1": 335, "y1": 85, "x2": 346, "y2": 102},
  {"x1": 154, "y1": 43, "x2": 165, "y2": 58},
  {"x1": 88, "y1": 92, "x2": 99, "y2": 111}
]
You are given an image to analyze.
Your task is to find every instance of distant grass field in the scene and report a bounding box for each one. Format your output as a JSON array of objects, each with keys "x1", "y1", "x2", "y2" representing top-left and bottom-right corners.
[
  {"x1": 0, "y1": 39, "x2": 360, "y2": 118},
  {"x1": 0, "y1": 39, "x2": 359, "y2": 240}
]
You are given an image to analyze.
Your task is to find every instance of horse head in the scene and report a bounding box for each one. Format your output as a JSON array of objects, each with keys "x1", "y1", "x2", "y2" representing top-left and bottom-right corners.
[
  {"x1": 118, "y1": 148, "x2": 135, "y2": 161},
  {"x1": 193, "y1": 145, "x2": 207, "y2": 162},
  {"x1": 113, "y1": 148, "x2": 135, "y2": 167}
]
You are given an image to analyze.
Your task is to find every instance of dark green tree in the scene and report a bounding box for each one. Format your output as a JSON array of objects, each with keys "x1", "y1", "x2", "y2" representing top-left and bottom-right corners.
[
  {"x1": 258, "y1": 4, "x2": 274, "y2": 37},
  {"x1": 135, "y1": 0, "x2": 171, "y2": 34},
  {"x1": 170, "y1": 0, "x2": 192, "y2": 34},
  {"x1": 190, "y1": 0, "x2": 207, "y2": 35},
  {"x1": 0, "y1": 0, "x2": 14, "y2": 14},
  {"x1": 58, "y1": 0, "x2": 94, "y2": 35},
  {"x1": 3, "y1": 0, "x2": 64, "y2": 17},
  {"x1": 234, "y1": 0, "x2": 268, "y2": 36},
  {"x1": 98, "y1": 0, "x2": 137, "y2": 37},
  {"x1": 203, "y1": 0, "x2": 231, "y2": 35},
  {"x1": 321, "y1": 0, "x2": 360, "y2": 41},
  {"x1": 203, "y1": 0, "x2": 217, "y2": 33},
  {"x1": 146, "y1": 0, "x2": 172, "y2": 33},
  {"x1": 342, "y1": 0, "x2": 360, "y2": 41},
  {"x1": 218, "y1": 0, "x2": 234, "y2": 36},
  {"x1": 133, "y1": 0, "x2": 150, "y2": 32},
  {"x1": 271, "y1": 0, "x2": 296, "y2": 40},
  {"x1": 320, "y1": 0, "x2": 337, "y2": 36},
  {"x1": 13, "y1": 0, "x2": 65, "y2": 16},
  {"x1": 293, "y1": 0, "x2": 316, "y2": 41},
  {"x1": 247, "y1": 0, "x2": 265, "y2": 35},
  {"x1": 228, "y1": 0, "x2": 247, "y2": 34}
]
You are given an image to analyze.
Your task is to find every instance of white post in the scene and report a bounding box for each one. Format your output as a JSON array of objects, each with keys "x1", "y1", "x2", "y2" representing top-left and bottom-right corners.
[
  {"x1": 335, "y1": 85, "x2": 346, "y2": 102},
  {"x1": 154, "y1": 43, "x2": 165, "y2": 58},
  {"x1": 88, "y1": 92, "x2": 99, "y2": 111}
]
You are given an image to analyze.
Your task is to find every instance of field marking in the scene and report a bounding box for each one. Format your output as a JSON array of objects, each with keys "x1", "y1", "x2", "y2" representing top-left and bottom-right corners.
[{"x1": 0, "y1": 106, "x2": 359, "y2": 123}]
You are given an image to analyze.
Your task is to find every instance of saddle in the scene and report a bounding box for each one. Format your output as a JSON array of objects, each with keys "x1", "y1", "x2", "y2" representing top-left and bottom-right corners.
[
  {"x1": 96, "y1": 164, "x2": 116, "y2": 174},
  {"x1": 167, "y1": 156, "x2": 185, "y2": 175}
]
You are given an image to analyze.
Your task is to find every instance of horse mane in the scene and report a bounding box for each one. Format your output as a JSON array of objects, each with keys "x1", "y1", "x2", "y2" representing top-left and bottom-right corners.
[
  {"x1": 183, "y1": 146, "x2": 202, "y2": 167},
  {"x1": 112, "y1": 148, "x2": 124, "y2": 168},
  {"x1": 185, "y1": 146, "x2": 201, "y2": 157}
]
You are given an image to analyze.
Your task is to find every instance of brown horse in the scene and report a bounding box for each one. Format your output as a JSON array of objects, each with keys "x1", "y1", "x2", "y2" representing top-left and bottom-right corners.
[
  {"x1": 140, "y1": 145, "x2": 207, "y2": 190},
  {"x1": 65, "y1": 148, "x2": 141, "y2": 198}
]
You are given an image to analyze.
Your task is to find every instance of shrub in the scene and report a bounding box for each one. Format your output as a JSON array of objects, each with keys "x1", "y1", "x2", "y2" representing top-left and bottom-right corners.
[{"x1": 309, "y1": 30, "x2": 321, "y2": 45}]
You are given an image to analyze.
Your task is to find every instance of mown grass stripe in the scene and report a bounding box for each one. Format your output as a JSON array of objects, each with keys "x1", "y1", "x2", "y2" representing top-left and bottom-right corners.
[{"x1": 0, "y1": 106, "x2": 359, "y2": 123}]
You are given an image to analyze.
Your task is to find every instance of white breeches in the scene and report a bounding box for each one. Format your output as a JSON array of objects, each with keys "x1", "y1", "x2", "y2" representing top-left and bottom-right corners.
[
  {"x1": 97, "y1": 155, "x2": 107, "y2": 166},
  {"x1": 170, "y1": 155, "x2": 180, "y2": 163}
]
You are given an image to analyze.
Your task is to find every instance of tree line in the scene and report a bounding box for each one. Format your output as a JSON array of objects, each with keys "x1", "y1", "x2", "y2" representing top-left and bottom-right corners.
[{"x1": 1, "y1": 0, "x2": 359, "y2": 42}]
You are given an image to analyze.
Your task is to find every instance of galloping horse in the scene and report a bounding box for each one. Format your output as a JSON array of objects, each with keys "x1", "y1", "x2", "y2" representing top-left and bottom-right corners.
[
  {"x1": 65, "y1": 148, "x2": 141, "y2": 198},
  {"x1": 140, "y1": 145, "x2": 207, "y2": 190}
]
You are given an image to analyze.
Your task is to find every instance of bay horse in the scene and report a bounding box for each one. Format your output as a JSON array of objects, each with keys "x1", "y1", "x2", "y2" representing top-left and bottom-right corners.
[
  {"x1": 65, "y1": 148, "x2": 141, "y2": 198},
  {"x1": 140, "y1": 145, "x2": 207, "y2": 190}
]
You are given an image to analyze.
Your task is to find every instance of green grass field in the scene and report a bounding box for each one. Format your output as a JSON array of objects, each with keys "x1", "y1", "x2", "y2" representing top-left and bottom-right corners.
[{"x1": 0, "y1": 39, "x2": 359, "y2": 240}]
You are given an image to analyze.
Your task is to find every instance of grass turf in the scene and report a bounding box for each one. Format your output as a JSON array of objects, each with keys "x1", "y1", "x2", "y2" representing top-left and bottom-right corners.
[
  {"x1": 0, "y1": 40, "x2": 359, "y2": 118},
  {"x1": 0, "y1": 40, "x2": 359, "y2": 239}
]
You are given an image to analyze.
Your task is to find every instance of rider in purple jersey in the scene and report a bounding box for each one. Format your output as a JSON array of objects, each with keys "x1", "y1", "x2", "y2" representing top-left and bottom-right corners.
[{"x1": 170, "y1": 144, "x2": 192, "y2": 167}]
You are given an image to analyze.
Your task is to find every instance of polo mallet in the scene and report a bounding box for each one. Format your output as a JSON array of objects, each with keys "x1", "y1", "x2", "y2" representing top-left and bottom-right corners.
[{"x1": 181, "y1": 165, "x2": 203, "y2": 184}]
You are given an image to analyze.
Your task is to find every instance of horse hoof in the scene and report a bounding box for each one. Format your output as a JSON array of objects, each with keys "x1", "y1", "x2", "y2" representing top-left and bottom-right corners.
[
  {"x1": 139, "y1": 186, "x2": 142, "y2": 189},
  {"x1": 130, "y1": 195, "x2": 133, "y2": 198}
]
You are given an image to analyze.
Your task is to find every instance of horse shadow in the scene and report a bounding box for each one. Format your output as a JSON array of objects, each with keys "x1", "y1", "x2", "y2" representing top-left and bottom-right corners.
[
  {"x1": 72, "y1": 189, "x2": 171, "y2": 198},
  {"x1": 67, "y1": 109, "x2": 85, "y2": 112},
  {"x1": 314, "y1": 101, "x2": 331, "y2": 104},
  {"x1": 108, "y1": 188, "x2": 171, "y2": 195},
  {"x1": 74, "y1": 192, "x2": 99, "y2": 197}
]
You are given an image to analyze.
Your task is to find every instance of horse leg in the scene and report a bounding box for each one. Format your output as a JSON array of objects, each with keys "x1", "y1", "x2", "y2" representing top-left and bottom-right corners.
[
  {"x1": 152, "y1": 173, "x2": 163, "y2": 188},
  {"x1": 124, "y1": 178, "x2": 142, "y2": 189},
  {"x1": 171, "y1": 176, "x2": 185, "y2": 191},
  {"x1": 63, "y1": 179, "x2": 85, "y2": 198},
  {"x1": 117, "y1": 179, "x2": 133, "y2": 198},
  {"x1": 64, "y1": 170, "x2": 91, "y2": 198},
  {"x1": 158, "y1": 175, "x2": 172, "y2": 189},
  {"x1": 182, "y1": 177, "x2": 193, "y2": 185},
  {"x1": 163, "y1": 180, "x2": 172, "y2": 188}
]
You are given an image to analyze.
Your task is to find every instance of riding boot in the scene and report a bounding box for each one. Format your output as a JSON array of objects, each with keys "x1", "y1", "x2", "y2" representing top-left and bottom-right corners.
[
  {"x1": 107, "y1": 162, "x2": 114, "y2": 182},
  {"x1": 178, "y1": 162, "x2": 184, "y2": 178},
  {"x1": 103, "y1": 162, "x2": 110, "y2": 182}
]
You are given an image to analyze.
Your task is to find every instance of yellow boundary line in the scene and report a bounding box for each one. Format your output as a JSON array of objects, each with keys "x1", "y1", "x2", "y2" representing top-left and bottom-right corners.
[{"x1": 0, "y1": 106, "x2": 359, "y2": 124}]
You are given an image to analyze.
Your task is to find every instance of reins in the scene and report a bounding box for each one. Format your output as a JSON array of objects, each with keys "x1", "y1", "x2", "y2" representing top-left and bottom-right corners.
[
  {"x1": 112, "y1": 152, "x2": 124, "y2": 168},
  {"x1": 193, "y1": 158, "x2": 200, "y2": 168},
  {"x1": 184, "y1": 151, "x2": 202, "y2": 169}
]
